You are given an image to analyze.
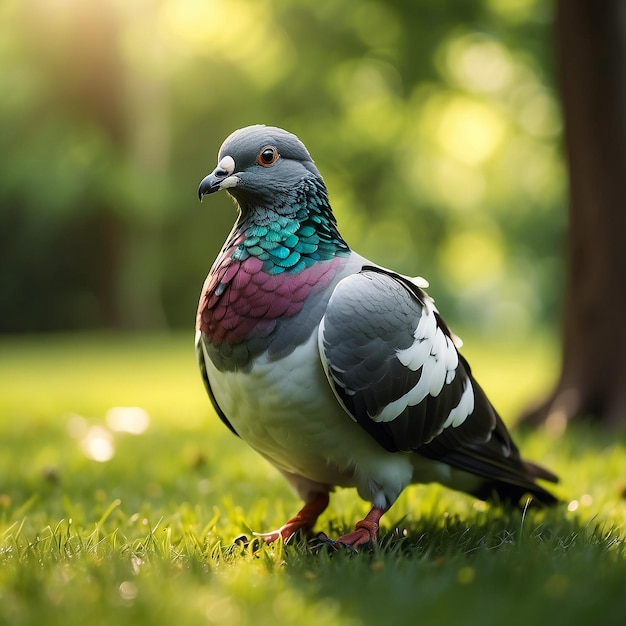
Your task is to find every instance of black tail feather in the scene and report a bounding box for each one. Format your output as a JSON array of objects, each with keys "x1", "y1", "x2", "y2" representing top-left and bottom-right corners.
[{"x1": 419, "y1": 372, "x2": 559, "y2": 507}]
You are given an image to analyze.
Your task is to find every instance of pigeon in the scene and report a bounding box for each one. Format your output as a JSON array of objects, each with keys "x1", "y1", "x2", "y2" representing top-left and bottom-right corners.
[{"x1": 196, "y1": 124, "x2": 558, "y2": 548}]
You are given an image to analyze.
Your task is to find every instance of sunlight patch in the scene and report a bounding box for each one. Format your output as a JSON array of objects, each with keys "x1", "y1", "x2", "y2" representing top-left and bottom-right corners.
[
  {"x1": 118, "y1": 581, "x2": 139, "y2": 602},
  {"x1": 81, "y1": 426, "x2": 115, "y2": 463},
  {"x1": 66, "y1": 413, "x2": 89, "y2": 439},
  {"x1": 106, "y1": 406, "x2": 150, "y2": 434},
  {"x1": 567, "y1": 494, "x2": 592, "y2": 513}
]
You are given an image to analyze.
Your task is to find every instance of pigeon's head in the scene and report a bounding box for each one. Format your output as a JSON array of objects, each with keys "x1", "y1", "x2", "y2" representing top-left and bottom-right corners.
[{"x1": 198, "y1": 125, "x2": 324, "y2": 212}]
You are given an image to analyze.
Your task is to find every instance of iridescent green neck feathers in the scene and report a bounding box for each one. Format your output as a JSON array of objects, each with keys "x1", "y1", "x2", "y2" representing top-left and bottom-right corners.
[{"x1": 232, "y1": 177, "x2": 349, "y2": 275}]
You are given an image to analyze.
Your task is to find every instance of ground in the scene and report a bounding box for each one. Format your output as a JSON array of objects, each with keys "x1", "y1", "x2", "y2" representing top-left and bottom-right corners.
[{"x1": 0, "y1": 332, "x2": 625, "y2": 626}]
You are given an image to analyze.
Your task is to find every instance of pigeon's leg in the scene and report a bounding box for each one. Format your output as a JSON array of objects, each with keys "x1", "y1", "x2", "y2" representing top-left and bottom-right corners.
[
  {"x1": 333, "y1": 506, "x2": 385, "y2": 548},
  {"x1": 254, "y1": 492, "x2": 330, "y2": 543}
]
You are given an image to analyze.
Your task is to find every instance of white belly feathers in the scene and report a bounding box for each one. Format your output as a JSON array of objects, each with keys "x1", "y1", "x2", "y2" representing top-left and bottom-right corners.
[{"x1": 201, "y1": 332, "x2": 416, "y2": 509}]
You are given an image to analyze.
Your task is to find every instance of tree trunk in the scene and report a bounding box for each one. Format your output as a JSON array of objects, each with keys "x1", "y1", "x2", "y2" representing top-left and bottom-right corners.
[{"x1": 522, "y1": 0, "x2": 626, "y2": 432}]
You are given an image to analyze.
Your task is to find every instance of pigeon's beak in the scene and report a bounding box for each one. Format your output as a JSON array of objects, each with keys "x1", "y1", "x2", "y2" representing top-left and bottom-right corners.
[{"x1": 198, "y1": 156, "x2": 238, "y2": 201}]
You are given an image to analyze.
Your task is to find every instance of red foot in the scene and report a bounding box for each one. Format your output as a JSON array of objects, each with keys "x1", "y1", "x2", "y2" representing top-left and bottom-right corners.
[
  {"x1": 253, "y1": 492, "x2": 329, "y2": 543},
  {"x1": 334, "y1": 526, "x2": 375, "y2": 548},
  {"x1": 335, "y1": 507, "x2": 384, "y2": 548}
]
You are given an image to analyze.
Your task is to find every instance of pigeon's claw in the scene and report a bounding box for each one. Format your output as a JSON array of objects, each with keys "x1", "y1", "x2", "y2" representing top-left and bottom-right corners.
[
  {"x1": 309, "y1": 506, "x2": 385, "y2": 553},
  {"x1": 335, "y1": 508, "x2": 383, "y2": 548},
  {"x1": 253, "y1": 523, "x2": 300, "y2": 544},
  {"x1": 308, "y1": 531, "x2": 340, "y2": 552},
  {"x1": 253, "y1": 492, "x2": 330, "y2": 544},
  {"x1": 335, "y1": 526, "x2": 377, "y2": 548}
]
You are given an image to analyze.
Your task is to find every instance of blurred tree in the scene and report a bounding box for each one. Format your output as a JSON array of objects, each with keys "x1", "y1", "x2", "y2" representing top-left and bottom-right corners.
[
  {"x1": 522, "y1": 0, "x2": 626, "y2": 430},
  {"x1": 0, "y1": 0, "x2": 170, "y2": 330}
]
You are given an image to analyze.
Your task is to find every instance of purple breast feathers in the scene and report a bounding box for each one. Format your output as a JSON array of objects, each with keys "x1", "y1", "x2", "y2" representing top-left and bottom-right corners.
[{"x1": 197, "y1": 253, "x2": 343, "y2": 347}]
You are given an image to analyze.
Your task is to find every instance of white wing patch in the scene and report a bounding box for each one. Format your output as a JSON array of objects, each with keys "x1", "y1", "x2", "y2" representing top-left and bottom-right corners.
[
  {"x1": 442, "y1": 378, "x2": 475, "y2": 428},
  {"x1": 372, "y1": 298, "x2": 469, "y2": 428}
]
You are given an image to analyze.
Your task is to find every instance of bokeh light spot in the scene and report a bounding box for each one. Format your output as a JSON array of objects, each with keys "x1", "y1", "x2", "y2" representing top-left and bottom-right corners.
[
  {"x1": 106, "y1": 406, "x2": 150, "y2": 434},
  {"x1": 444, "y1": 34, "x2": 514, "y2": 93},
  {"x1": 436, "y1": 96, "x2": 507, "y2": 166},
  {"x1": 81, "y1": 426, "x2": 115, "y2": 462}
]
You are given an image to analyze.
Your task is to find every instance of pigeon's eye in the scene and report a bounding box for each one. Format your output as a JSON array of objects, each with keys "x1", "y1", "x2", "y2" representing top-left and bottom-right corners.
[{"x1": 257, "y1": 146, "x2": 279, "y2": 167}]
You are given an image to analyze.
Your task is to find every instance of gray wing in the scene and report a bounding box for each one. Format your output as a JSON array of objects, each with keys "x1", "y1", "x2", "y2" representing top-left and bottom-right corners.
[
  {"x1": 318, "y1": 266, "x2": 494, "y2": 453},
  {"x1": 318, "y1": 266, "x2": 558, "y2": 505}
]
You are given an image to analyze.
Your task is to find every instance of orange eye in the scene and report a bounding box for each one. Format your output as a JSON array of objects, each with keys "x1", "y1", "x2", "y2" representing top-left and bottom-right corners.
[{"x1": 256, "y1": 146, "x2": 279, "y2": 167}]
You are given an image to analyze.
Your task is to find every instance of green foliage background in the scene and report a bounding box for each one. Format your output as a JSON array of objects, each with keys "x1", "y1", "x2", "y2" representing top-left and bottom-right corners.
[{"x1": 0, "y1": 0, "x2": 565, "y2": 334}]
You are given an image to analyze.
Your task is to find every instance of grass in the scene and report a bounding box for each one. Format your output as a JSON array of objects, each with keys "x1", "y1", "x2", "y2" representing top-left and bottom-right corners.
[{"x1": 1, "y1": 331, "x2": 625, "y2": 626}]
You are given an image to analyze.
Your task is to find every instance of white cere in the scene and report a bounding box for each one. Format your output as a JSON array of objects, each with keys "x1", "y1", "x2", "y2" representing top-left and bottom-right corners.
[{"x1": 217, "y1": 155, "x2": 235, "y2": 175}]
